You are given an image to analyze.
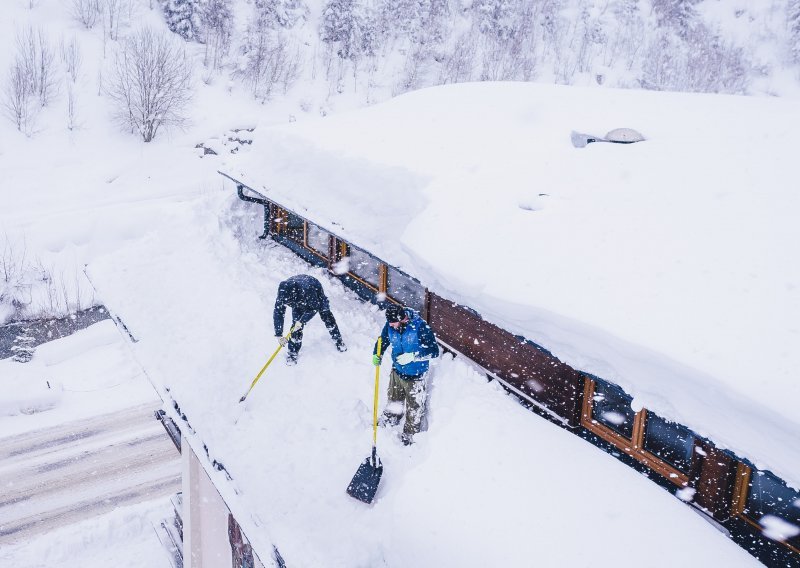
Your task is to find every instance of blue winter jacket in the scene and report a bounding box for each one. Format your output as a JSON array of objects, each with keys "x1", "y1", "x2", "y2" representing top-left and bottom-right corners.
[{"x1": 374, "y1": 308, "x2": 439, "y2": 379}]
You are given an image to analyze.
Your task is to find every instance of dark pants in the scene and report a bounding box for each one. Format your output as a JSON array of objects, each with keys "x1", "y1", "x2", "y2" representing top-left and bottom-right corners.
[{"x1": 288, "y1": 308, "x2": 342, "y2": 355}]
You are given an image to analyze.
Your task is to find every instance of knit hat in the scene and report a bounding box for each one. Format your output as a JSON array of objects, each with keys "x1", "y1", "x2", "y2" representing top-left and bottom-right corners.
[{"x1": 385, "y1": 304, "x2": 406, "y2": 323}]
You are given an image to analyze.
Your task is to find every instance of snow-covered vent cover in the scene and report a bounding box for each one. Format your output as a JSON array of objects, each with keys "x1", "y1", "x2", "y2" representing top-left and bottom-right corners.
[{"x1": 605, "y1": 128, "x2": 645, "y2": 143}]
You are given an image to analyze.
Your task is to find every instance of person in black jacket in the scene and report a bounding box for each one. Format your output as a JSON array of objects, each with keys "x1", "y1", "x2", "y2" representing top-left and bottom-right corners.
[{"x1": 274, "y1": 275, "x2": 346, "y2": 365}]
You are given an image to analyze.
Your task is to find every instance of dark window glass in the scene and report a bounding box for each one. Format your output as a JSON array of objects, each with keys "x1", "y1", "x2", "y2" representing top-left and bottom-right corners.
[
  {"x1": 745, "y1": 470, "x2": 800, "y2": 546},
  {"x1": 284, "y1": 211, "x2": 305, "y2": 243},
  {"x1": 642, "y1": 413, "x2": 696, "y2": 474},
  {"x1": 306, "y1": 223, "x2": 330, "y2": 258},
  {"x1": 591, "y1": 381, "x2": 636, "y2": 439},
  {"x1": 347, "y1": 246, "x2": 381, "y2": 288},
  {"x1": 273, "y1": 208, "x2": 304, "y2": 243},
  {"x1": 386, "y1": 266, "x2": 425, "y2": 312}
]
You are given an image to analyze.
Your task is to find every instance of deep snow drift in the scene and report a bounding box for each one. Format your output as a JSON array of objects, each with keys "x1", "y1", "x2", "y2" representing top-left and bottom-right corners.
[{"x1": 222, "y1": 82, "x2": 800, "y2": 491}]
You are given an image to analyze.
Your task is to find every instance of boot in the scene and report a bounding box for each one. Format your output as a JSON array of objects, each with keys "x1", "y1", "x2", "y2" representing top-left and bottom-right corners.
[
  {"x1": 286, "y1": 351, "x2": 298, "y2": 366},
  {"x1": 379, "y1": 412, "x2": 401, "y2": 427},
  {"x1": 335, "y1": 339, "x2": 347, "y2": 352}
]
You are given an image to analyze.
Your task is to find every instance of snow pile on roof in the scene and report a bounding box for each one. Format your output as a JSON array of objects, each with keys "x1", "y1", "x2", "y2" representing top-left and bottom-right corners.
[
  {"x1": 87, "y1": 193, "x2": 759, "y2": 566},
  {"x1": 223, "y1": 82, "x2": 800, "y2": 486}
]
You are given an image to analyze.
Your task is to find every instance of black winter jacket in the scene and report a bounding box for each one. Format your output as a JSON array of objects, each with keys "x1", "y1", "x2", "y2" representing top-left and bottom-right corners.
[{"x1": 273, "y1": 275, "x2": 331, "y2": 335}]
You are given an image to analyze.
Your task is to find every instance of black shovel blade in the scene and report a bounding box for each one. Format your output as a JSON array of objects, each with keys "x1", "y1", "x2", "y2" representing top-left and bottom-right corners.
[{"x1": 346, "y1": 456, "x2": 383, "y2": 504}]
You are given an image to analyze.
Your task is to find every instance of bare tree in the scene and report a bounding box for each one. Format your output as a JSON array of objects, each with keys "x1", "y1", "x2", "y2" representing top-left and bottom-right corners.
[
  {"x1": 70, "y1": 0, "x2": 101, "y2": 29},
  {"x1": 0, "y1": 237, "x2": 32, "y2": 321},
  {"x1": 2, "y1": 62, "x2": 36, "y2": 133},
  {"x1": 16, "y1": 27, "x2": 58, "y2": 108},
  {"x1": 104, "y1": 0, "x2": 124, "y2": 40},
  {"x1": 66, "y1": 82, "x2": 78, "y2": 130},
  {"x1": 202, "y1": 0, "x2": 234, "y2": 70},
  {"x1": 60, "y1": 36, "x2": 83, "y2": 83},
  {"x1": 107, "y1": 28, "x2": 193, "y2": 142},
  {"x1": 438, "y1": 32, "x2": 476, "y2": 84},
  {"x1": 237, "y1": 25, "x2": 302, "y2": 100}
]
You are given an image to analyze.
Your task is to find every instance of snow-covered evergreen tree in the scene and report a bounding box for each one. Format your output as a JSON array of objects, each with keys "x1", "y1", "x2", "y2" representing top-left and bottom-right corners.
[
  {"x1": 11, "y1": 329, "x2": 35, "y2": 363},
  {"x1": 254, "y1": 0, "x2": 308, "y2": 30},
  {"x1": 320, "y1": 0, "x2": 376, "y2": 60},
  {"x1": 473, "y1": 0, "x2": 517, "y2": 40},
  {"x1": 789, "y1": 0, "x2": 800, "y2": 64},
  {"x1": 162, "y1": 0, "x2": 205, "y2": 42},
  {"x1": 652, "y1": 0, "x2": 699, "y2": 37}
]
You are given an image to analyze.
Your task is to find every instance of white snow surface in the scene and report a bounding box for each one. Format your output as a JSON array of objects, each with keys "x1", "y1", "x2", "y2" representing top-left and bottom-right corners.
[
  {"x1": 222, "y1": 81, "x2": 800, "y2": 487},
  {"x1": 86, "y1": 188, "x2": 757, "y2": 566},
  {"x1": 0, "y1": 497, "x2": 173, "y2": 568},
  {"x1": 0, "y1": 0, "x2": 795, "y2": 563},
  {"x1": 0, "y1": 319, "x2": 159, "y2": 435}
]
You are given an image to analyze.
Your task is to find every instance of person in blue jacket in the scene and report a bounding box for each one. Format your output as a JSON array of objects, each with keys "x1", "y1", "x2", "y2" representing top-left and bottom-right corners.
[
  {"x1": 274, "y1": 275, "x2": 346, "y2": 365},
  {"x1": 372, "y1": 303, "x2": 439, "y2": 445}
]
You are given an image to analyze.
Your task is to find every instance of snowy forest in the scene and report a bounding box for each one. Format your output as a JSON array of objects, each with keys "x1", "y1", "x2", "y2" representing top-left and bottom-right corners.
[{"x1": 2, "y1": 0, "x2": 800, "y2": 143}]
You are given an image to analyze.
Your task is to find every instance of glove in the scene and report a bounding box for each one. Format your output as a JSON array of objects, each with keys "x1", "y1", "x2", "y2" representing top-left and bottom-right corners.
[
  {"x1": 372, "y1": 354, "x2": 382, "y2": 366},
  {"x1": 277, "y1": 336, "x2": 288, "y2": 347},
  {"x1": 395, "y1": 352, "x2": 415, "y2": 365}
]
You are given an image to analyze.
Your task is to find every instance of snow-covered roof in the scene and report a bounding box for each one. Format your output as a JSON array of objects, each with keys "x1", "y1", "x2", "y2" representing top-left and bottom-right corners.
[{"x1": 223, "y1": 82, "x2": 800, "y2": 486}]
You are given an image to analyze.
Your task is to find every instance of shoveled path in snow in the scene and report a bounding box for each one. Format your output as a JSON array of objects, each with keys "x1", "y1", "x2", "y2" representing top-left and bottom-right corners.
[{"x1": 0, "y1": 402, "x2": 180, "y2": 546}]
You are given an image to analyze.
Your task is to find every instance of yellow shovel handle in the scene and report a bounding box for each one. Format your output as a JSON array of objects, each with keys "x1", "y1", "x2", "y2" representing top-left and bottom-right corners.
[
  {"x1": 372, "y1": 337, "x2": 382, "y2": 446},
  {"x1": 240, "y1": 323, "x2": 300, "y2": 402}
]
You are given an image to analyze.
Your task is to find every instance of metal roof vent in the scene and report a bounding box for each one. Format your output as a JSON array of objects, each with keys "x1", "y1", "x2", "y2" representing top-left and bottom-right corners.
[
  {"x1": 605, "y1": 128, "x2": 645, "y2": 143},
  {"x1": 571, "y1": 128, "x2": 645, "y2": 148}
]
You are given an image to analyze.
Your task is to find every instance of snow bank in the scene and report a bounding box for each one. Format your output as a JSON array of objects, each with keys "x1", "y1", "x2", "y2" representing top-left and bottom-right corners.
[{"x1": 0, "y1": 359, "x2": 62, "y2": 417}]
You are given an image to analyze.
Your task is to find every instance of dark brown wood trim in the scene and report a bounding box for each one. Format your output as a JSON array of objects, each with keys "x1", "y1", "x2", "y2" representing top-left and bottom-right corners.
[
  {"x1": 346, "y1": 271, "x2": 381, "y2": 293},
  {"x1": 731, "y1": 462, "x2": 751, "y2": 516},
  {"x1": 423, "y1": 290, "x2": 432, "y2": 321},
  {"x1": 440, "y1": 338, "x2": 572, "y2": 426},
  {"x1": 732, "y1": 463, "x2": 800, "y2": 555},
  {"x1": 379, "y1": 265, "x2": 388, "y2": 294},
  {"x1": 581, "y1": 380, "x2": 689, "y2": 487}
]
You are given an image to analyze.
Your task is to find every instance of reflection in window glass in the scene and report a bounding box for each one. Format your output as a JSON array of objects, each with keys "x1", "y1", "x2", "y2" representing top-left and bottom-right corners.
[
  {"x1": 746, "y1": 470, "x2": 800, "y2": 546},
  {"x1": 306, "y1": 223, "x2": 330, "y2": 258},
  {"x1": 284, "y1": 211, "x2": 305, "y2": 243},
  {"x1": 591, "y1": 381, "x2": 636, "y2": 439},
  {"x1": 642, "y1": 413, "x2": 695, "y2": 474},
  {"x1": 386, "y1": 266, "x2": 425, "y2": 312},
  {"x1": 348, "y1": 246, "x2": 381, "y2": 287},
  {"x1": 273, "y1": 208, "x2": 304, "y2": 243}
]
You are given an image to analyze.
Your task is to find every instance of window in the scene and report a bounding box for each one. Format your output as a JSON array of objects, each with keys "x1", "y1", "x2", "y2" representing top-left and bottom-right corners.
[
  {"x1": 347, "y1": 245, "x2": 381, "y2": 289},
  {"x1": 591, "y1": 380, "x2": 636, "y2": 439},
  {"x1": 741, "y1": 469, "x2": 800, "y2": 549},
  {"x1": 273, "y1": 207, "x2": 304, "y2": 244},
  {"x1": 582, "y1": 378, "x2": 694, "y2": 487},
  {"x1": 386, "y1": 266, "x2": 426, "y2": 312},
  {"x1": 306, "y1": 222, "x2": 331, "y2": 258},
  {"x1": 642, "y1": 413, "x2": 696, "y2": 475}
]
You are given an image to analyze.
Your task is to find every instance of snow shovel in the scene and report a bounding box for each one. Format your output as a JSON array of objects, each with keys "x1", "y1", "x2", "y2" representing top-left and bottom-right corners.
[
  {"x1": 238, "y1": 323, "x2": 301, "y2": 403},
  {"x1": 347, "y1": 337, "x2": 384, "y2": 504}
]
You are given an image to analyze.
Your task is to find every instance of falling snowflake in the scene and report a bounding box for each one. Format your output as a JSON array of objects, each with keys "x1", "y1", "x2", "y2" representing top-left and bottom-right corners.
[{"x1": 759, "y1": 515, "x2": 800, "y2": 542}]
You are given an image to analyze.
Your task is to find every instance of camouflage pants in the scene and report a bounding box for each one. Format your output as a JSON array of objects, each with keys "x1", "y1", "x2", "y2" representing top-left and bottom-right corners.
[{"x1": 384, "y1": 369, "x2": 428, "y2": 436}]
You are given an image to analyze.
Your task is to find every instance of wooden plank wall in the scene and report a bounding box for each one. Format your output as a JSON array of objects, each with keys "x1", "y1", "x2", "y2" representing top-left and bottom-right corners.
[
  {"x1": 691, "y1": 441, "x2": 738, "y2": 521},
  {"x1": 428, "y1": 293, "x2": 583, "y2": 427}
]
